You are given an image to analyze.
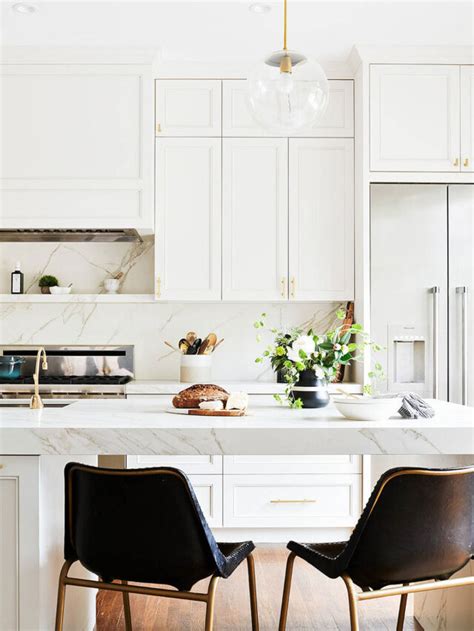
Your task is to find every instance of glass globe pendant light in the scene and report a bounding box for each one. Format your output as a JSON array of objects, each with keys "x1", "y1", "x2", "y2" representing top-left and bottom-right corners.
[{"x1": 247, "y1": 0, "x2": 329, "y2": 133}]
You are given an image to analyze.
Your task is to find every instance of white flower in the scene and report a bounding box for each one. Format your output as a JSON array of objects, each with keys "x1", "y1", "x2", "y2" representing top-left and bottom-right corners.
[
  {"x1": 333, "y1": 343, "x2": 341, "y2": 351},
  {"x1": 342, "y1": 344, "x2": 349, "y2": 354},
  {"x1": 314, "y1": 365, "x2": 325, "y2": 379},
  {"x1": 287, "y1": 335, "x2": 315, "y2": 363}
]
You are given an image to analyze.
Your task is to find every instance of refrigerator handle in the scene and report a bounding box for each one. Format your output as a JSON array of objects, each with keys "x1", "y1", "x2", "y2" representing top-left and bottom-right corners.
[
  {"x1": 431, "y1": 286, "x2": 440, "y2": 399},
  {"x1": 456, "y1": 286, "x2": 468, "y2": 405}
]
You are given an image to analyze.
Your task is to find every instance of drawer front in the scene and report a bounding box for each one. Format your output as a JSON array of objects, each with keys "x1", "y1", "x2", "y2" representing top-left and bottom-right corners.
[
  {"x1": 223, "y1": 455, "x2": 361, "y2": 474},
  {"x1": 189, "y1": 474, "x2": 223, "y2": 528},
  {"x1": 127, "y1": 455, "x2": 223, "y2": 475},
  {"x1": 223, "y1": 474, "x2": 361, "y2": 528}
]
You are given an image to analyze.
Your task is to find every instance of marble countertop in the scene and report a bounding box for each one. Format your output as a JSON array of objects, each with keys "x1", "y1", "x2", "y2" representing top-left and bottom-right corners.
[
  {"x1": 125, "y1": 380, "x2": 364, "y2": 395},
  {"x1": 0, "y1": 396, "x2": 472, "y2": 456}
]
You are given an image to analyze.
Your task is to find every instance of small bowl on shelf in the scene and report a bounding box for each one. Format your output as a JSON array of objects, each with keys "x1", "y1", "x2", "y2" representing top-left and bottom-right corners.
[
  {"x1": 49, "y1": 286, "x2": 72, "y2": 295},
  {"x1": 333, "y1": 396, "x2": 401, "y2": 422}
]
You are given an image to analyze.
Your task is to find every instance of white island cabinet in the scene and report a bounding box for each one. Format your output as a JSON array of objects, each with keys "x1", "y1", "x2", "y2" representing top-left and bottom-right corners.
[
  {"x1": 1, "y1": 61, "x2": 154, "y2": 232},
  {"x1": 0, "y1": 455, "x2": 96, "y2": 631}
]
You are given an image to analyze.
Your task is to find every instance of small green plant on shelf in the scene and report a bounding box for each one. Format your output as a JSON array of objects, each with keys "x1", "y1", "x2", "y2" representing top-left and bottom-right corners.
[
  {"x1": 38, "y1": 275, "x2": 59, "y2": 294},
  {"x1": 254, "y1": 309, "x2": 384, "y2": 408}
]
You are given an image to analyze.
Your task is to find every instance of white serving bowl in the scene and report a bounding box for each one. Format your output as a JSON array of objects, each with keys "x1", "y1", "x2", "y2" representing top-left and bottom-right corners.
[
  {"x1": 49, "y1": 286, "x2": 72, "y2": 295},
  {"x1": 333, "y1": 396, "x2": 401, "y2": 422}
]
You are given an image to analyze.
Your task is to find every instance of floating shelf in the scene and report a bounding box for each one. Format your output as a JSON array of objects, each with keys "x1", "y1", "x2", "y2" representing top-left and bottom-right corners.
[{"x1": 0, "y1": 294, "x2": 156, "y2": 304}]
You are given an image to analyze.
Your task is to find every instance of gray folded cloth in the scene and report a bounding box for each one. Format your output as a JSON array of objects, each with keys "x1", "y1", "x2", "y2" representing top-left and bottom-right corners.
[{"x1": 398, "y1": 392, "x2": 435, "y2": 419}]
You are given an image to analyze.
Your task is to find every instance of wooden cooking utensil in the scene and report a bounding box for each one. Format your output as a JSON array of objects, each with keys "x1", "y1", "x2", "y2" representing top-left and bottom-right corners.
[
  {"x1": 213, "y1": 338, "x2": 224, "y2": 352},
  {"x1": 164, "y1": 341, "x2": 179, "y2": 352},
  {"x1": 185, "y1": 331, "x2": 197, "y2": 345},
  {"x1": 187, "y1": 338, "x2": 202, "y2": 355},
  {"x1": 198, "y1": 333, "x2": 218, "y2": 355},
  {"x1": 178, "y1": 339, "x2": 190, "y2": 354}
]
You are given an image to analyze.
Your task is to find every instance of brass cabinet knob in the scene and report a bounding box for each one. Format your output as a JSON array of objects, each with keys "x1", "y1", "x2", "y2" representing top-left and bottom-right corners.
[
  {"x1": 156, "y1": 276, "x2": 161, "y2": 298},
  {"x1": 290, "y1": 277, "x2": 296, "y2": 298},
  {"x1": 156, "y1": 123, "x2": 162, "y2": 134},
  {"x1": 464, "y1": 158, "x2": 470, "y2": 168},
  {"x1": 453, "y1": 158, "x2": 459, "y2": 167},
  {"x1": 280, "y1": 277, "x2": 286, "y2": 298}
]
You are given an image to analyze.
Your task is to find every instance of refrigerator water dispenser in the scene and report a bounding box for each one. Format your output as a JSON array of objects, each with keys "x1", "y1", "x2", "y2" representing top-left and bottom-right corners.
[{"x1": 388, "y1": 325, "x2": 428, "y2": 393}]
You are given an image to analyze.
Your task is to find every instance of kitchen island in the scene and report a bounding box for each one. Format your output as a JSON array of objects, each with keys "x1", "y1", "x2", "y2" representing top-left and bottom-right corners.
[
  {"x1": 1, "y1": 396, "x2": 472, "y2": 630},
  {"x1": 0, "y1": 395, "x2": 473, "y2": 455}
]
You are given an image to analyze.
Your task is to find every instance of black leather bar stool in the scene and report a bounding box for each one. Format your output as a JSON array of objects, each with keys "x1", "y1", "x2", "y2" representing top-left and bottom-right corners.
[
  {"x1": 55, "y1": 463, "x2": 259, "y2": 631},
  {"x1": 279, "y1": 466, "x2": 474, "y2": 631}
]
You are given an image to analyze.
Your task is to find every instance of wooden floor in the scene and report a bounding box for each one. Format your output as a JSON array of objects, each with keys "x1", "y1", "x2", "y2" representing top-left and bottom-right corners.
[{"x1": 96, "y1": 546, "x2": 424, "y2": 630}]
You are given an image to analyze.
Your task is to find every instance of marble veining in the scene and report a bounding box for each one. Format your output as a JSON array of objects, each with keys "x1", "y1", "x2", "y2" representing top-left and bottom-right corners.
[{"x1": 0, "y1": 397, "x2": 472, "y2": 456}]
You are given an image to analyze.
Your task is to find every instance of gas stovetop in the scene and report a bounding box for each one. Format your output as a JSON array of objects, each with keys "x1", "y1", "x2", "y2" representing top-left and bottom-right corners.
[{"x1": 0, "y1": 375, "x2": 132, "y2": 385}]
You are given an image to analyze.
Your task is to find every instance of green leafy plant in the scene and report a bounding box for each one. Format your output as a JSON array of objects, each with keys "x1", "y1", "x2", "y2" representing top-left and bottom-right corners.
[
  {"x1": 38, "y1": 275, "x2": 59, "y2": 288},
  {"x1": 255, "y1": 309, "x2": 384, "y2": 408}
]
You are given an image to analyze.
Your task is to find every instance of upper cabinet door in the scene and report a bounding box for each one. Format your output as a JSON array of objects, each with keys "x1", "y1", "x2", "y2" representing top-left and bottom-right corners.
[
  {"x1": 223, "y1": 138, "x2": 288, "y2": 301},
  {"x1": 155, "y1": 80, "x2": 221, "y2": 136},
  {"x1": 1, "y1": 65, "x2": 153, "y2": 230},
  {"x1": 461, "y1": 66, "x2": 474, "y2": 172},
  {"x1": 223, "y1": 80, "x2": 353, "y2": 137},
  {"x1": 155, "y1": 138, "x2": 221, "y2": 301},
  {"x1": 289, "y1": 139, "x2": 354, "y2": 301},
  {"x1": 370, "y1": 65, "x2": 460, "y2": 172}
]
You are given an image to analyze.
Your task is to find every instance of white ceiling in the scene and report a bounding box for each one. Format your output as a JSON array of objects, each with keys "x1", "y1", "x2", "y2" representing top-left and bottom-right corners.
[{"x1": 1, "y1": 1, "x2": 472, "y2": 63}]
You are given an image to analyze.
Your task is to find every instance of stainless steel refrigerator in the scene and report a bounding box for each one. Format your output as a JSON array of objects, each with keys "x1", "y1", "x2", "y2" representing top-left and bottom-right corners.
[{"x1": 370, "y1": 184, "x2": 473, "y2": 406}]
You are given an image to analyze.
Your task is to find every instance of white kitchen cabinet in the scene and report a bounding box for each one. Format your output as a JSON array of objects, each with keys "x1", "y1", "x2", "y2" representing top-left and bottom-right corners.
[
  {"x1": 370, "y1": 65, "x2": 460, "y2": 172},
  {"x1": 223, "y1": 80, "x2": 354, "y2": 137},
  {"x1": 0, "y1": 456, "x2": 39, "y2": 631},
  {"x1": 127, "y1": 455, "x2": 223, "y2": 474},
  {"x1": 0, "y1": 64, "x2": 154, "y2": 231},
  {"x1": 155, "y1": 138, "x2": 222, "y2": 300},
  {"x1": 223, "y1": 138, "x2": 288, "y2": 300},
  {"x1": 461, "y1": 66, "x2": 474, "y2": 172},
  {"x1": 289, "y1": 138, "x2": 354, "y2": 301},
  {"x1": 223, "y1": 474, "x2": 361, "y2": 528},
  {"x1": 224, "y1": 455, "x2": 361, "y2": 475},
  {"x1": 155, "y1": 80, "x2": 221, "y2": 136}
]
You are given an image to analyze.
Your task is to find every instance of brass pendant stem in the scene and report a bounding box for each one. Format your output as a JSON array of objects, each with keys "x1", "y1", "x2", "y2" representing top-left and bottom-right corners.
[{"x1": 283, "y1": 0, "x2": 288, "y2": 50}]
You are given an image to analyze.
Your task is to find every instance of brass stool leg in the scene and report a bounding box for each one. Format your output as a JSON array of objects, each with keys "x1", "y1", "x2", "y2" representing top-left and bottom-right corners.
[
  {"x1": 121, "y1": 580, "x2": 133, "y2": 631},
  {"x1": 396, "y1": 589, "x2": 409, "y2": 631},
  {"x1": 55, "y1": 560, "x2": 74, "y2": 631},
  {"x1": 278, "y1": 552, "x2": 296, "y2": 631},
  {"x1": 246, "y1": 553, "x2": 259, "y2": 631},
  {"x1": 204, "y1": 575, "x2": 219, "y2": 631},
  {"x1": 342, "y1": 574, "x2": 360, "y2": 631}
]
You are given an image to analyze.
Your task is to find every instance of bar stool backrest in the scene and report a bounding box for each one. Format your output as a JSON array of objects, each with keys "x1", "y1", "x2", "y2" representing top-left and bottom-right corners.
[
  {"x1": 345, "y1": 466, "x2": 474, "y2": 589},
  {"x1": 64, "y1": 463, "x2": 226, "y2": 591}
]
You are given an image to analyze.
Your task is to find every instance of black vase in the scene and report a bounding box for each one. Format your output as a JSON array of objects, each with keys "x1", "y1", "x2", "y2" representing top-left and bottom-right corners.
[{"x1": 290, "y1": 369, "x2": 330, "y2": 408}]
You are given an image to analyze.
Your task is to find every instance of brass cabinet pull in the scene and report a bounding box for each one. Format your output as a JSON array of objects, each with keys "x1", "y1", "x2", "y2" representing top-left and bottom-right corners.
[
  {"x1": 464, "y1": 158, "x2": 470, "y2": 168},
  {"x1": 453, "y1": 158, "x2": 459, "y2": 167},
  {"x1": 280, "y1": 277, "x2": 286, "y2": 298},
  {"x1": 290, "y1": 277, "x2": 296, "y2": 298},
  {"x1": 0, "y1": 464, "x2": 4, "y2": 470},
  {"x1": 270, "y1": 499, "x2": 317, "y2": 504},
  {"x1": 156, "y1": 123, "x2": 162, "y2": 134},
  {"x1": 156, "y1": 276, "x2": 161, "y2": 299}
]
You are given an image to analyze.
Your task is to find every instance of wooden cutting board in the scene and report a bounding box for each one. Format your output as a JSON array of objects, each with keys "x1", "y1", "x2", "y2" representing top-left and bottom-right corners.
[{"x1": 187, "y1": 409, "x2": 246, "y2": 417}]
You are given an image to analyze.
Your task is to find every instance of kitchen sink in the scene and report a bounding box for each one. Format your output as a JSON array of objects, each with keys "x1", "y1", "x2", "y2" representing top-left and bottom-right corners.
[{"x1": 0, "y1": 401, "x2": 72, "y2": 408}]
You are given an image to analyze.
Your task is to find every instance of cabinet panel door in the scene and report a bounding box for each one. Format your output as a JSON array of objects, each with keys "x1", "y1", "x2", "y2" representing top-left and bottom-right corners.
[
  {"x1": 289, "y1": 138, "x2": 354, "y2": 301},
  {"x1": 223, "y1": 474, "x2": 361, "y2": 528},
  {"x1": 1, "y1": 65, "x2": 153, "y2": 230},
  {"x1": 370, "y1": 65, "x2": 460, "y2": 172},
  {"x1": 223, "y1": 80, "x2": 353, "y2": 137},
  {"x1": 223, "y1": 138, "x2": 288, "y2": 300},
  {"x1": 155, "y1": 80, "x2": 221, "y2": 136},
  {"x1": 461, "y1": 66, "x2": 474, "y2": 172},
  {"x1": 155, "y1": 138, "x2": 221, "y2": 300},
  {"x1": 0, "y1": 457, "x2": 39, "y2": 631}
]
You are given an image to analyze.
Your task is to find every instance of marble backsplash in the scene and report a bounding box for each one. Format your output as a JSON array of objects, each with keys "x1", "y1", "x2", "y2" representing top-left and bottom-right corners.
[
  {"x1": 0, "y1": 239, "x2": 154, "y2": 294},
  {"x1": 0, "y1": 300, "x2": 346, "y2": 381}
]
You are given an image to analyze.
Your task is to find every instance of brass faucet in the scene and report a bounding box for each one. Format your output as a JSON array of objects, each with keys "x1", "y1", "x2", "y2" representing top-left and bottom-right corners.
[{"x1": 30, "y1": 347, "x2": 48, "y2": 410}]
